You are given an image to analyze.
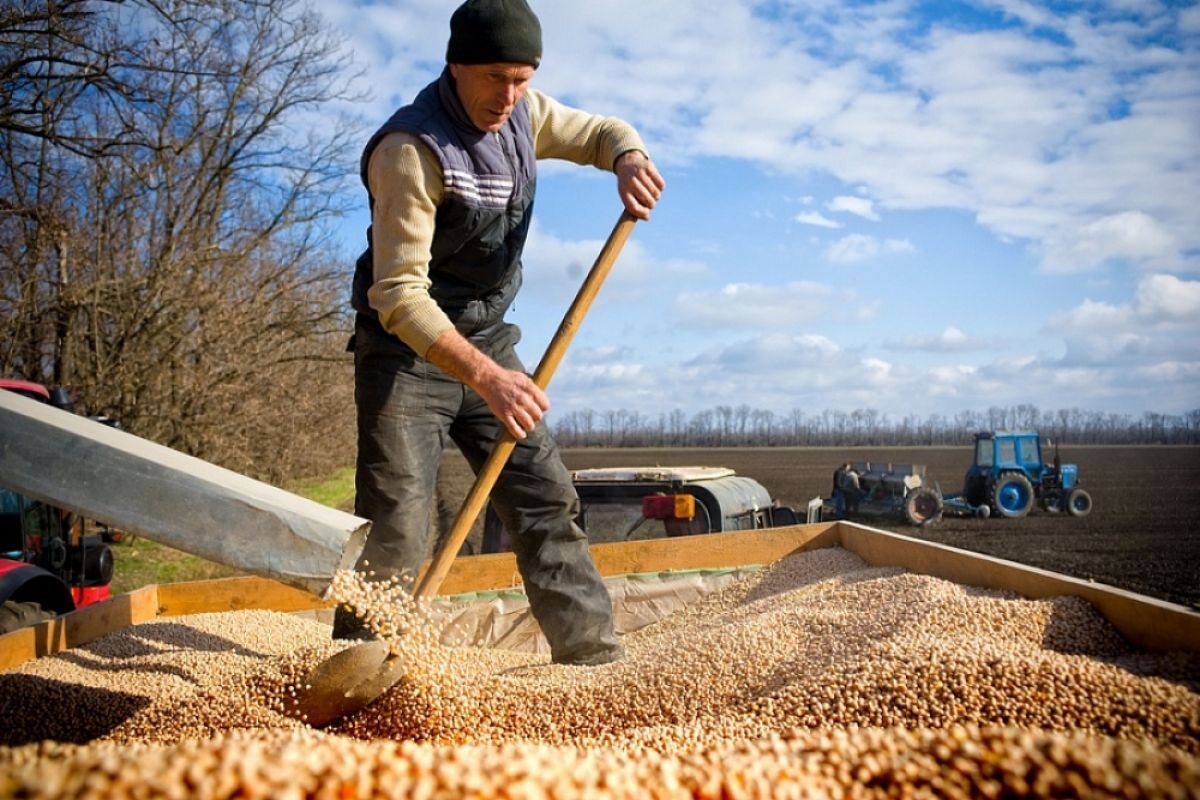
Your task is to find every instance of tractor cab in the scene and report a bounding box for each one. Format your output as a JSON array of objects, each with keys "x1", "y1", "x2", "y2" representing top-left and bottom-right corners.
[
  {"x1": 969, "y1": 432, "x2": 1043, "y2": 477},
  {"x1": 963, "y1": 432, "x2": 1090, "y2": 519}
]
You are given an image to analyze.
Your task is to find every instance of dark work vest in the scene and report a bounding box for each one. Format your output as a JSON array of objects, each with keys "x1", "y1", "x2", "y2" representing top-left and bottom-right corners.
[{"x1": 351, "y1": 68, "x2": 537, "y2": 341}]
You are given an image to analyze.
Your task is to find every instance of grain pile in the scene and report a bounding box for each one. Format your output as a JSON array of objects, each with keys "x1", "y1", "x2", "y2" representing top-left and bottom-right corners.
[
  {"x1": 0, "y1": 547, "x2": 1197, "y2": 798},
  {"x1": 2, "y1": 726, "x2": 1197, "y2": 799}
]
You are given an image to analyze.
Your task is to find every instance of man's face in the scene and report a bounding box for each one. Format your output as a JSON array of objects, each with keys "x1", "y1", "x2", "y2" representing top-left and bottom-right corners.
[{"x1": 450, "y1": 62, "x2": 535, "y2": 133}]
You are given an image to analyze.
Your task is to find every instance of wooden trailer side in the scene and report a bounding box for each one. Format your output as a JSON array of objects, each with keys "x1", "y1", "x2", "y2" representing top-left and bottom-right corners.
[{"x1": 0, "y1": 585, "x2": 159, "y2": 671}]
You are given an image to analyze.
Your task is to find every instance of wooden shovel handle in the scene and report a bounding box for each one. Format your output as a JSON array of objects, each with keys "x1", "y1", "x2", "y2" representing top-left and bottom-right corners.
[{"x1": 413, "y1": 212, "x2": 638, "y2": 598}]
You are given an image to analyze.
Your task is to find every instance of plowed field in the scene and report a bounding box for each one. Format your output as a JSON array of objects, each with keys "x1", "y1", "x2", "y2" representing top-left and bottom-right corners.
[{"x1": 550, "y1": 446, "x2": 1200, "y2": 610}]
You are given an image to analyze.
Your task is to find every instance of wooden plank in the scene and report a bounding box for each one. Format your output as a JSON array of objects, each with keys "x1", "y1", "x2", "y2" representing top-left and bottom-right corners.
[
  {"x1": 0, "y1": 585, "x2": 159, "y2": 671},
  {"x1": 836, "y1": 522, "x2": 1200, "y2": 654},
  {"x1": 433, "y1": 552, "x2": 521, "y2": 595},
  {"x1": 0, "y1": 618, "x2": 67, "y2": 672},
  {"x1": 68, "y1": 585, "x2": 161, "y2": 647},
  {"x1": 432, "y1": 522, "x2": 841, "y2": 595},
  {"x1": 156, "y1": 576, "x2": 333, "y2": 617},
  {"x1": 590, "y1": 522, "x2": 840, "y2": 576}
]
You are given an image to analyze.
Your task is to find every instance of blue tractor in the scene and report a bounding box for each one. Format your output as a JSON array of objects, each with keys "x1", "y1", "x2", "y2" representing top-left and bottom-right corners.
[{"x1": 961, "y1": 432, "x2": 1092, "y2": 519}]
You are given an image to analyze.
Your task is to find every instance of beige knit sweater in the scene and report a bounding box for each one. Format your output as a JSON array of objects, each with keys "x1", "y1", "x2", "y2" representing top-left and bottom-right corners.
[{"x1": 365, "y1": 88, "x2": 647, "y2": 356}]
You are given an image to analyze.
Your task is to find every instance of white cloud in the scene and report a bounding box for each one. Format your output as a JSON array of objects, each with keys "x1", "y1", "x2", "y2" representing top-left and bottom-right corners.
[
  {"x1": 1047, "y1": 299, "x2": 1132, "y2": 331},
  {"x1": 573, "y1": 363, "x2": 644, "y2": 382},
  {"x1": 886, "y1": 326, "x2": 986, "y2": 353},
  {"x1": 928, "y1": 364, "x2": 978, "y2": 393},
  {"x1": 674, "y1": 334, "x2": 899, "y2": 408},
  {"x1": 1182, "y1": 4, "x2": 1200, "y2": 34},
  {"x1": 828, "y1": 196, "x2": 880, "y2": 221},
  {"x1": 674, "y1": 281, "x2": 869, "y2": 329},
  {"x1": 572, "y1": 345, "x2": 634, "y2": 365},
  {"x1": 1041, "y1": 211, "x2": 1182, "y2": 273},
  {"x1": 990, "y1": 0, "x2": 1060, "y2": 30},
  {"x1": 935, "y1": 327, "x2": 969, "y2": 348},
  {"x1": 1133, "y1": 361, "x2": 1200, "y2": 384},
  {"x1": 1059, "y1": 332, "x2": 1152, "y2": 366},
  {"x1": 313, "y1": 0, "x2": 449, "y2": 120},
  {"x1": 522, "y1": 221, "x2": 706, "y2": 297},
  {"x1": 665, "y1": 330, "x2": 1197, "y2": 415},
  {"x1": 826, "y1": 235, "x2": 915, "y2": 264},
  {"x1": 1134, "y1": 274, "x2": 1200, "y2": 322},
  {"x1": 552, "y1": 359, "x2": 656, "y2": 411},
  {"x1": 795, "y1": 211, "x2": 841, "y2": 229},
  {"x1": 686, "y1": 333, "x2": 842, "y2": 373},
  {"x1": 1041, "y1": 274, "x2": 1200, "y2": 371},
  {"x1": 1050, "y1": 275, "x2": 1200, "y2": 333},
  {"x1": 860, "y1": 357, "x2": 893, "y2": 386}
]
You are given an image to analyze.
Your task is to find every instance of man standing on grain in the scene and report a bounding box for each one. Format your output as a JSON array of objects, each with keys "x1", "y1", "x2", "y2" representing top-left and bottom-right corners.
[{"x1": 338, "y1": 0, "x2": 665, "y2": 666}]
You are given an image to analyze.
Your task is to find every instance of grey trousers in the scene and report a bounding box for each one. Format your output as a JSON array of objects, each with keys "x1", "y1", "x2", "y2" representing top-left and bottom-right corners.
[{"x1": 336, "y1": 318, "x2": 621, "y2": 664}]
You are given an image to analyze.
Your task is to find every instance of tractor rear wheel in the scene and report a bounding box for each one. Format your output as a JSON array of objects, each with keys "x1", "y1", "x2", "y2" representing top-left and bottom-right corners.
[
  {"x1": 0, "y1": 600, "x2": 56, "y2": 635},
  {"x1": 989, "y1": 473, "x2": 1034, "y2": 518},
  {"x1": 1065, "y1": 488, "x2": 1093, "y2": 518},
  {"x1": 904, "y1": 487, "x2": 943, "y2": 526}
]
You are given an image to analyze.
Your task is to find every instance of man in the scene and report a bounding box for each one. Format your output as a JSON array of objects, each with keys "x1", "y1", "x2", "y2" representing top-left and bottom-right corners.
[
  {"x1": 831, "y1": 463, "x2": 846, "y2": 517},
  {"x1": 338, "y1": 0, "x2": 665, "y2": 667},
  {"x1": 838, "y1": 463, "x2": 863, "y2": 515}
]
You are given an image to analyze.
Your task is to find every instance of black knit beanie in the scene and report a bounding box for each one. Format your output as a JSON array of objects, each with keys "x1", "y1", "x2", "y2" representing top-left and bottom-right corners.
[{"x1": 446, "y1": 0, "x2": 542, "y2": 68}]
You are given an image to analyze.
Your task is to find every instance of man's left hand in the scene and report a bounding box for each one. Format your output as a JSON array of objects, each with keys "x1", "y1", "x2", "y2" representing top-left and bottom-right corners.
[{"x1": 615, "y1": 151, "x2": 665, "y2": 220}]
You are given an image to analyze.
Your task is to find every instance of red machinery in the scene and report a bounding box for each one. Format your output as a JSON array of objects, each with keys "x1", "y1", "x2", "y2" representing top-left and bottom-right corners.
[{"x1": 0, "y1": 379, "x2": 114, "y2": 633}]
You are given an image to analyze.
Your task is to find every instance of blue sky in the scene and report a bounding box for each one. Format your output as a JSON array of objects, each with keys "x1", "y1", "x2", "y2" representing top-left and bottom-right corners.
[{"x1": 315, "y1": 0, "x2": 1200, "y2": 420}]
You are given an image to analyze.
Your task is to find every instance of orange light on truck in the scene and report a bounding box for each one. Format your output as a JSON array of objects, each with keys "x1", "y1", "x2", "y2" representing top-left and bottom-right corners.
[{"x1": 642, "y1": 493, "x2": 696, "y2": 520}]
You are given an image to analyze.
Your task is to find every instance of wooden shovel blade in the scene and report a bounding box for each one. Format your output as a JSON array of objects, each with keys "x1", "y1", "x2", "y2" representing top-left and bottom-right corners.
[{"x1": 288, "y1": 640, "x2": 407, "y2": 727}]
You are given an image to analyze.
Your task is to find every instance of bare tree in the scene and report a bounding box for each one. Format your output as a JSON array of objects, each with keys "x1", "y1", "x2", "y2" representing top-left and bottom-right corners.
[
  {"x1": 1, "y1": 0, "x2": 363, "y2": 482},
  {"x1": 0, "y1": 1, "x2": 146, "y2": 156}
]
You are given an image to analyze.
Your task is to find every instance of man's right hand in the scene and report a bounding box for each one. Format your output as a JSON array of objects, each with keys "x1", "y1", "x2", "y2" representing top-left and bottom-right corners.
[
  {"x1": 425, "y1": 328, "x2": 549, "y2": 440},
  {"x1": 476, "y1": 367, "x2": 549, "y2": 440}
]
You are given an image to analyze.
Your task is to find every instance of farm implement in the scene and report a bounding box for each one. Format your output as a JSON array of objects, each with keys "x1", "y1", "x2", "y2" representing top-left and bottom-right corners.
[{"x1": 819, "y1": 431, "x2": 1093, "y2": 527}]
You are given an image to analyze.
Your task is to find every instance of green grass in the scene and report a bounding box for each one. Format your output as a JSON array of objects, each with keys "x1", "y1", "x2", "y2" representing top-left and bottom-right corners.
[
  {"x1": 294, "y1": 467, "x2": 356, "y2": 512},
  {"x1": 107, "y1": 467, "x2": 357, "y2": 594},
  {"x1": 108, "y1": 536, "x2": 242, "y2": 595}
]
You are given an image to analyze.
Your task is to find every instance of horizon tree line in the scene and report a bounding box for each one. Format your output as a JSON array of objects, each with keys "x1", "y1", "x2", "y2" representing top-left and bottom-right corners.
[{"x1": 549, "y1": 404, "x2": 1200, "y2": 448}]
